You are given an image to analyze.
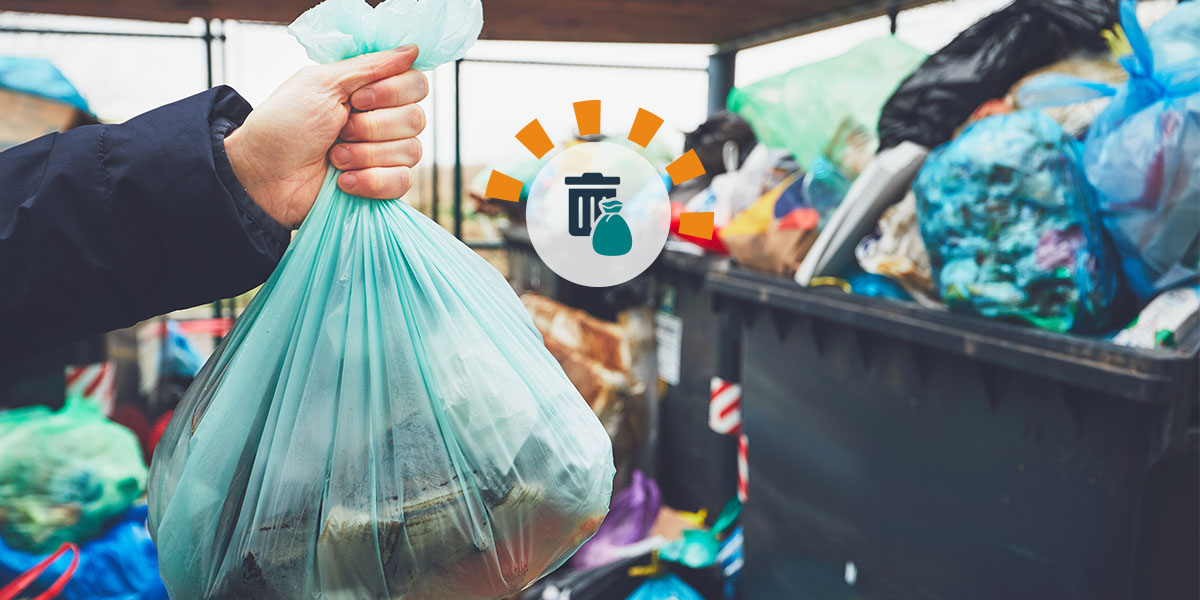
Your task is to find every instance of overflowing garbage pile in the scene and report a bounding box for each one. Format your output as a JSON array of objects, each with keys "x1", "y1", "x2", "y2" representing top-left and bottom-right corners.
[{"x1": 677, "y1": 0, "x2": 1199, "y2": 347}]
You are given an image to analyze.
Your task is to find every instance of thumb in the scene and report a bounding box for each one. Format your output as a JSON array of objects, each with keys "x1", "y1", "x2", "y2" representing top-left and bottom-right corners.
[{"x1": 326, "y1": 45, "x2": 419, "y2": 95}]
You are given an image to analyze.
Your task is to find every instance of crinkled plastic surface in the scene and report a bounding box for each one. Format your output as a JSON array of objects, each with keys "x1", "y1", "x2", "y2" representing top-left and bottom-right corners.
[
  {"x1": 878, "y1": 0, "x2": 1118, "y2": 151},
  {"x1": 148, "y1": 5, "x2": 612, "y2": 596},
  {"x1": 148, "y1": 165, "x2": 614, "y2": 599},
  {"x1": 0, "y1": 398, "x2": 147, "y2": 554},
  {"x1": 915, "y1": 111, "x2": 1118, "y2": 332},
  {"x1": 288, "y1": 0, "x2": 483, "y2": 69},
  {"x1": 1083, "y1": 1, "x2": 1200, "y2": 300},
  {"x1": 728, "y1": 36, "x2": 926, "y2": 167}
]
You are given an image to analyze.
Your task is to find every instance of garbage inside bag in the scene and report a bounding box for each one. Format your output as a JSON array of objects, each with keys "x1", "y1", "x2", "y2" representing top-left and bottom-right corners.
[
  {"x1": 1010, "y1": 56, "x2": 1128, "y2": 137},
  {"x1": 729, "y1": 36, "x2": 926, "y2": 167},
  {"x1": 1037, "y1": 1, "x2": 1200, "y2": 301},
  {"x1": 572, "y1": 471, "x2": 662, "y2": 570},
  {"x1": 0, "y1": 505, "x2": 168, "y2": 600},
  {"x1": 878, "y1": 0, "x2": 1118, "y2": 151},
  {"x1": 855, "y1": 191, "x2": 942, "y2": 309},
  {"x1": 914, "y1": 111, "x2": 1119, "y2": 332},
  {"x1": 147, "y1": 2, "x2": 615, "y2": 598},
  {"x1": 0, "y1": 397, "x2": 146, "y2": 554},
  {"x1": 1112, "y1": 284, "x2": 1200, "y2": 349}
]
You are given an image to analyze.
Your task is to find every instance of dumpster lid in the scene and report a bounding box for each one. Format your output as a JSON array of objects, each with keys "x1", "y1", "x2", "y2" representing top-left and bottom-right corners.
[
  {"x1": 565, "y1": 173, "x2": 621, "y2": 186},
  {"x1": 707, "y1": 267, "x2": 1200, "y2": 405}
]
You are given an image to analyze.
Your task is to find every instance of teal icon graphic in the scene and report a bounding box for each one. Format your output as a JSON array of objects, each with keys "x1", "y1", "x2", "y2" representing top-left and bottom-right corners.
[
  {"x1": 565, "y1": 173, "x2": 631, "y2": 257},
  {"x1": 593, "y1": 197, "x2": 632, "y2": 256}
]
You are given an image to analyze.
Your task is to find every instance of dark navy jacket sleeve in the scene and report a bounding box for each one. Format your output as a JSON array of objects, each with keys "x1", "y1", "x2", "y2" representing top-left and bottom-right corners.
[{"x1": 0, "y1": 86, "x2": 290, "y2": 365}]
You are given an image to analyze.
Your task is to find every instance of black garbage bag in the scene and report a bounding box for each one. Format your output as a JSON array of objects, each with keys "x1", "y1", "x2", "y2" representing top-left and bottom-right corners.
[
  {"x1": 877, "y1": 0, "x2": 1118, "y2": 150},
  {"x1": 685, "y1": 110, "x2": 757, "y2": 178}
]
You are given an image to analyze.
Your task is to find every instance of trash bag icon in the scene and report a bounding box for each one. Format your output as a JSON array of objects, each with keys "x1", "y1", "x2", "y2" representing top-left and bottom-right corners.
[{"x1": 592, "y1": 197, "x2": 633, "y2": 256}]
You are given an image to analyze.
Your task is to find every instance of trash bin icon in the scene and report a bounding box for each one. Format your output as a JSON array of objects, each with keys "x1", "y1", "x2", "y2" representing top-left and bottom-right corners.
[
  {"x1": 565, "y1": 173, "x2": 620, "y2": 237},
  {"x1": 565, "y1": 172, "x2": 632, "y2": 256}
]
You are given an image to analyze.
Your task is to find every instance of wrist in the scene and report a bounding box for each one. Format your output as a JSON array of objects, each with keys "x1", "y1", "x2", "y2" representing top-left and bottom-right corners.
[{"x1": 224, "y1": 128, "x2": 283, "y2": 227}]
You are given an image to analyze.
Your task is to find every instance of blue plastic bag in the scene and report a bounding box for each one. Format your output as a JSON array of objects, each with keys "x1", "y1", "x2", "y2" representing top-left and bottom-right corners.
[
  {"x1": 914, "y1": 111, "x2": 1118, "y2": 332},
  {"x1": 0, "y1": 505, "x2": 167, "y2": 600},
  {"x1": 625, "y1": 573, "x2": 706, "y2": 600},
  {"x1": 1018, "y1": 1, "x2": 1200, "y2": 301},
  {"x1": 147, "y1": 1, "x2": 614, "y2": 598}
]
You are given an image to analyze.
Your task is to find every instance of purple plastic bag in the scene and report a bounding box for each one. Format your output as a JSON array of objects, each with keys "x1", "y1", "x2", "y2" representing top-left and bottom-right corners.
[{"x1": 571, "y1": 471, "x2": 662, "y2": 570}]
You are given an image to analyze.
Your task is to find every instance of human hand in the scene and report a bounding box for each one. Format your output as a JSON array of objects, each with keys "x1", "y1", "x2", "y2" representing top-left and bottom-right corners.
[{"x1": 224, "y1": 45, "x2": 428, "y2": 229}]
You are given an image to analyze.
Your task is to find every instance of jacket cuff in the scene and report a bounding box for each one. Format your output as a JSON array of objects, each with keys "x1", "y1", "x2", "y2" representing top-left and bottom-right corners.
[{"x1": 210, "y1": 116, "x2": 291, "y2": 247}]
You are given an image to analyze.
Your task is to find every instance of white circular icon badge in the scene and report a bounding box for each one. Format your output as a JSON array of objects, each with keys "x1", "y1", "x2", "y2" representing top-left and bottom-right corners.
[{"x1": 525, "y1": 141, "x2": 671, "y2": 288}]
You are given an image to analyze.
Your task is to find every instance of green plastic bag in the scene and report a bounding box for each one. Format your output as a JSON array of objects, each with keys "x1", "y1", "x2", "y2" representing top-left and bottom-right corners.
[
  {"x1": 0, "y1": 397, "x2": 147, "y2": 554},
  {"x1": 147, "y1": 1, "x2": 614, "y2": 598},
  {"x1": 728, "y1": 37, "x2": 927, "y2": 167}
]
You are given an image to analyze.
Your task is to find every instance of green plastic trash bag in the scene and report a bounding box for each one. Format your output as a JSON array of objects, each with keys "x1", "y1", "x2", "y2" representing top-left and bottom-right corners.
[
  {"x1": 146, "y1": 2, "x2": 615, "y2": 599},
  {"x1": 593, "y1": 198, "x2": 633, "y2": 256},
  {"x1": 914, "y1": 111, "x2": 1119, "y2": 332},
  {"x1": 728, "y1": 37, "x2": 926, "y2": 167},
  {"x1": 287, "y1": 0, "x2": 482, "y2": 68},
  {"x1": 0, "y1": 397, "x2": 146, "y2": 554}
]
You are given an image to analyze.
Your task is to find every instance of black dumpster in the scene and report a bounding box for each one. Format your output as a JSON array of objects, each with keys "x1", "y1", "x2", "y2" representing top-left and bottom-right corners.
[
  {"x1": 650, "y1": 249, "x2": 739, "y2": 513},
  {"x1": 708, "y1": 268, "x2": 1199, "y2": 600}
]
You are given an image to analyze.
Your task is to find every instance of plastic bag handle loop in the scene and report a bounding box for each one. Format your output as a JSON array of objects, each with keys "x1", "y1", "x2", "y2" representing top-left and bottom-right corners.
[{"x1": 0, "y1": 542, "x2": 80, "y2": 600}]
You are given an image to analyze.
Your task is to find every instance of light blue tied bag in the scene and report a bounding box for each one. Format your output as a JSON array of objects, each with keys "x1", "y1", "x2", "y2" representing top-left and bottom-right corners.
[
  {"x1": 1018, "y1": 0, "x2": 1200, "y2": 301},
  {"x1": 147, "y1": 1, "x2": 614, "y2": 598}
]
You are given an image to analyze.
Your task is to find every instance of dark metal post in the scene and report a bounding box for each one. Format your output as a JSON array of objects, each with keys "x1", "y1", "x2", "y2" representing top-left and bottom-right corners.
[
  {"x1": 452, "y1": 59, "x2": 463, "y2": 240},
  {"x1": 204, "y1": 18, "x2": 225, "y2": 342},
  {"x1": 707, "y1": 49, "x2": 736, "y2": 115}
]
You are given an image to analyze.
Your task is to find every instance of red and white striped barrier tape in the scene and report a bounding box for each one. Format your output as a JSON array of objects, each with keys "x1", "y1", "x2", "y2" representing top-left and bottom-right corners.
[
  {"x1": 712, "y1": 376, "x2": 748, "y2": 501},
  {"x1": 65, "y1": 360, "x2": 116, "y2": 417},
  {"x1": 709, "y1": 376, "x2": 742, "y2": 436},
  {"x1": 737, "y1": 433, "x2": 749, "y2": 503}
]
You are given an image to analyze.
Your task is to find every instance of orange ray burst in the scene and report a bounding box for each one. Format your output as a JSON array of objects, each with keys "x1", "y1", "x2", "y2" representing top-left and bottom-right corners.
[
  {"x1": 516, "y1": 119, "x2": 555, "y2": 159},
  {"x1": 485, "y1": 170, "x2": 524, "y2": 202},
  {"x1": 627, "y1": 108, "x2": 664, "y2": 148},
  {"x1": 678, "y1": 212, "x2": 715, "y2": 240},
  {"x1": 666, "y1": 149, "x2": 705, "y2": 185},
  {"x1": 573, "y1": 100, "x2": 601, "y2": 136}
]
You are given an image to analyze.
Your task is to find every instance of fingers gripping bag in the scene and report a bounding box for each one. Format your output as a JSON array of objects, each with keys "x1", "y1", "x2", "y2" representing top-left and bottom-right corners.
[{"x1": 145, "y1": 1, "x2": 615, "y2": 598}]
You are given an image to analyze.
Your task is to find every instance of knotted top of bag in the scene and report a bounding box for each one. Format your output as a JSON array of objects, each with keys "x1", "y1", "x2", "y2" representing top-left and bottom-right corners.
[{"x1": 288, "y1": 0, "x2": 483, "y2": 69}]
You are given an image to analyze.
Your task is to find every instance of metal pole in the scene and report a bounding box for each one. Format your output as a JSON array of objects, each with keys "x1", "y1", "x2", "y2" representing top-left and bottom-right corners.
[
  {"x1": 204, "y1": 18, "x2": 224, "y2": 342},
  {"x1": 429, "y1": 68, "x2": 439, "y2": 227},
  {"x1": 706, "y1": 49, "x2": 736, "y2": 115},
  {"x1": 453, "y1": 59, "x2": 463, "y2": 240}
]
